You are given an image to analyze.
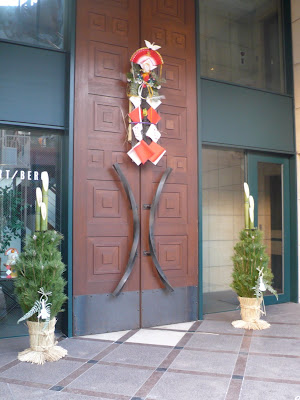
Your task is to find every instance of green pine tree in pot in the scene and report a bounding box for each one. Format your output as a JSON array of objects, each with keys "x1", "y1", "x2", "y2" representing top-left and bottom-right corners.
[
  {"x1": 230, "y1": 183, "x2": 277, "y2": 330},
  {"x1": 14, "y1": 172, "x2": 67, "y2": 364}
]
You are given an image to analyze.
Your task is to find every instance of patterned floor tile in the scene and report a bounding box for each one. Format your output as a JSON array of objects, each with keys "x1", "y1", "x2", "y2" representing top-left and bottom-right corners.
[
  {"x1": 82, "y1": 330, "x2": 130, "y2": 342},
  {"x1": 59, "y1": 338, "x2": 110, "y2": 359},
  {"x1": 147, "y1": 371, "x2": 230, "y2": 400},
  {"x1": 186, "y1": 331, "x2": 243, "y2": 352},
  {"x1": 0, "y1": 382, "x2": 109, "y2": 399},
  {"x1": 0, "y1": 336, "x2": 29, "y2": 355},
  {"x1": 0, "y1": 352, "x2": 17, "y2": 368},
  {"x1": 170, "y1": 348, "x2": 238, "y2": 375},
  {"x1": 245, "y1": 354, "x2": 300, "y2": 381},
  {"x1": 197, "y1": 320, "x2": 244, "y2": 335},
  {"x1": 102, "y1": 343, "x2": 171, "y2": 367},
  {"x1": 250, "y1": 336, "x2": 300, "y2": 356},
  {"x1": 240, "y1": 379, "x2": 300, "y2": 400},
  {"x1": 0, "y1": 359, "x2": 84, "y2": 386},
  {"x1": 126, "y1": 329, "x2": 186, "y2": 347},
  {"x1": 252, "y1": 323, "x2": 300, "y2": 338},
  {"x1": 153, "y1": 322, "x2": 195, "y2": 331},
  {"x1": 68, "y1": 363, "x2": 153, "y2": 396}
]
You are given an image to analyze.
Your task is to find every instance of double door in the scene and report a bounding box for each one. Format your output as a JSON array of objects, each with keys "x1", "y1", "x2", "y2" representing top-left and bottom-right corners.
[{"x1": 73, "y1": 0, "x2": 198, "y2": 335}]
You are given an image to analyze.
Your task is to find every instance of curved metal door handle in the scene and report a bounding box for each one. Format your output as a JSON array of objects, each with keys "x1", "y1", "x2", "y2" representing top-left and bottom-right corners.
[
  {"x1": 149, "y1": 167, "x2": 174, "y2": 292},
  {"x1": 112, "y1": 163, "x2": 140, "y2": 296}
]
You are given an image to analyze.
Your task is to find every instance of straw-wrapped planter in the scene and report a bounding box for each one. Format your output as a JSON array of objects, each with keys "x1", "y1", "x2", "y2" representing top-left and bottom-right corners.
[
  {"x1": 232, "y1": 296, "x2": 270, "y2": 330},
  {"x1": 18, "y1": 319, "x2": 67, "y2": 365}
]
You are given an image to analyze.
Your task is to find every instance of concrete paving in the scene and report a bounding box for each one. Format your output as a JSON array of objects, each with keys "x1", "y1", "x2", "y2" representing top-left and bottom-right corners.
[{"x1": 1, "y1": 303, "x2": 300, "y2": 399}]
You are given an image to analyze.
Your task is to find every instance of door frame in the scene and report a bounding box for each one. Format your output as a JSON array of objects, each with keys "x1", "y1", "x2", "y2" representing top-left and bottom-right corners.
[{"x1": 248, "y1": 153, "x2": 290, "y2": 305}]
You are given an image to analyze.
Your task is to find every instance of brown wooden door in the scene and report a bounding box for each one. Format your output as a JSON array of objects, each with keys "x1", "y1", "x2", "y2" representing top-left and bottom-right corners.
[
  {"x1": 140, "y1": 1, "x2": 198, "y2": 326},
  {"x1": 73, "y1": 0, "x2": 198, "y2": 335}
]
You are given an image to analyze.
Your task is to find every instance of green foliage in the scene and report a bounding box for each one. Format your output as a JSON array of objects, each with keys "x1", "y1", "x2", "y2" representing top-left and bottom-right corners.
[
  {"x1": 0, "y1": 185, "x2": 24, "y2": 253},
  {"x1": 14, "y1": 230, "x2": 67, "y2": 321},
  {"x1": 231, "y1": 228, "x2": 276, "y2": 298},
  {"x1": 127, "y1": 62, "x2": 166, "y2": 97}
]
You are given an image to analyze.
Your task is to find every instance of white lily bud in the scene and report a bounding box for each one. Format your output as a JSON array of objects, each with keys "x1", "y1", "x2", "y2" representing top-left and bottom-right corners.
[
  {"x1": 249, "y1": 207, "x2": 254, "y2": 222},
  {"x1": 41, "y1": 171, "x2": 49, "y2": 191},
  {"x1": 244, "y1": 182, "x2": 250, "y2": 199},
  {"x1": 36, "y1": 187, "x2": 42, "y2": 207},
  {"x1": 41, "y1": 202, "x2": 47, "y2": 221}
]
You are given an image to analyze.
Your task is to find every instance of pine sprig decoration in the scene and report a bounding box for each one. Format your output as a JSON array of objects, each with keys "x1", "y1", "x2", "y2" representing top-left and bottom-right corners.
[
  {"x1": 230, "y1": 228, "x2": 275, "y2": 298},
  {"x1": 17, "y1": 300, "x2": 40, "y2": 323},
  {"x1": 14, "y1": 230, "x2": 67, "y2": 321},
  {"x1": 126, "y1": 62, "x2": 165, "y2": 97},
  {"x1": 253, "y1": 273, "x2": 278, "y2": 300}
]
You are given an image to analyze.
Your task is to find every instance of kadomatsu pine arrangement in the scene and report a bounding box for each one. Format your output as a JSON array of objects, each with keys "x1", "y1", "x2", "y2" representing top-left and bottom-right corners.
[
  {"x1": 231, "y1": 183, "x2": 277, "y2": 330},
  {"x1": 14, "y1": 172, "x2": 67, "y2": 364},
  {"x1": 231, "y1": 229, "x2": 276, "y2": 299},
  {"x1": 14, "y1": 230, "x2": 67, "y2": 323}
]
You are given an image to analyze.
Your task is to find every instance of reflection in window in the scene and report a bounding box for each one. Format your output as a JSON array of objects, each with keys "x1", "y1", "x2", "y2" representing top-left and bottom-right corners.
[
  {"x1": 200, "y1": 0, "x2": 284, "y2": 93},
  {"x1": 257, "y1": 162, "x2": 283, "y2": 293},
  {"x1": 0, "y1": 128, "x2": 62, "y2": 266},
  {"x1": 202, "y1": 147, "x2": 245, "y2": 313},
  {"x1": 0, "y1": 0, "x2": 64, "y2": 49}
]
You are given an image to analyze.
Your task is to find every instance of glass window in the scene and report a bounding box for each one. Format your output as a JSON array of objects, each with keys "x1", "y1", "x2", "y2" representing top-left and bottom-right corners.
[
  {"x1": 200, "y1": 0, "x2": 284, "y2": 93},
  {"x1": 202, "y1": 146, "x2": 245, "y2": 314},
  {"x1": 0, "y1": 0, "x2": 65, "y2": 50},
  {"x1": 0, "y1": 128, "x2": 63, "y2": 338},
  {"x1": 257, "y1": 162, "x2": 283, "y2": 294}
]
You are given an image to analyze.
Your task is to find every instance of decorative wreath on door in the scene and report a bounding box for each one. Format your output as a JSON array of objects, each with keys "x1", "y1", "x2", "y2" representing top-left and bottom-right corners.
[{"x1": 126, "y1": 40, "x2": 166, "y2": 166}]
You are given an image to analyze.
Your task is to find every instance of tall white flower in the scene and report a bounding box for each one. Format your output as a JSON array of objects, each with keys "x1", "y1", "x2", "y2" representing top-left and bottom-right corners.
[
  {"x1": 244, "y1": 182, "x2": 250, "y2": 199},
  {"x1": 41, "y1": 203, "x2": 47, "y2": 221}
]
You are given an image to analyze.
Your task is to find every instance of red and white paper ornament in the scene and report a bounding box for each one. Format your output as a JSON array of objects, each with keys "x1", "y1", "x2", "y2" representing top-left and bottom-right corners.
[{"x1": 126, "y1": 40, "x2": 166, "y2": 166}]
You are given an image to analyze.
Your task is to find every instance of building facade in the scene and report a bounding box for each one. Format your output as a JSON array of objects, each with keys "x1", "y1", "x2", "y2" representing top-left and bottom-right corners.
[{"x1": 0, "y1": 0, "x2": 298, "y2": 338}]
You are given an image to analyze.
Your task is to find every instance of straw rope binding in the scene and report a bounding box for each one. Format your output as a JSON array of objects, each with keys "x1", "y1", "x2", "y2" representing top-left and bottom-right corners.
[
  {"x1": 232, "y1": 296, "x2": 270, "y2": 330},
  {"x1": 18, "y1": 318, "x2": 67, "y2": 364}
]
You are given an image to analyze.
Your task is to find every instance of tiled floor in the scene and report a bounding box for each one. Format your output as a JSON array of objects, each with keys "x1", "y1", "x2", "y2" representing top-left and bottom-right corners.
[{"x1": 1, "y1": 303, "x2": 300, "y2": 399}]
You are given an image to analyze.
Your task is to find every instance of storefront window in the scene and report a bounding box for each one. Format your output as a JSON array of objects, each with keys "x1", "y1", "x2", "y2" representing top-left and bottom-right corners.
[
  {"x1": 200, "y1": 0, "x2": 284, "y2": 93},
  {"x1": 0, "y1": 0, "x2": 65, "y2": 50},
  {"x1": 0, "y1": 128, "x2": 62, "y2": 338}
]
